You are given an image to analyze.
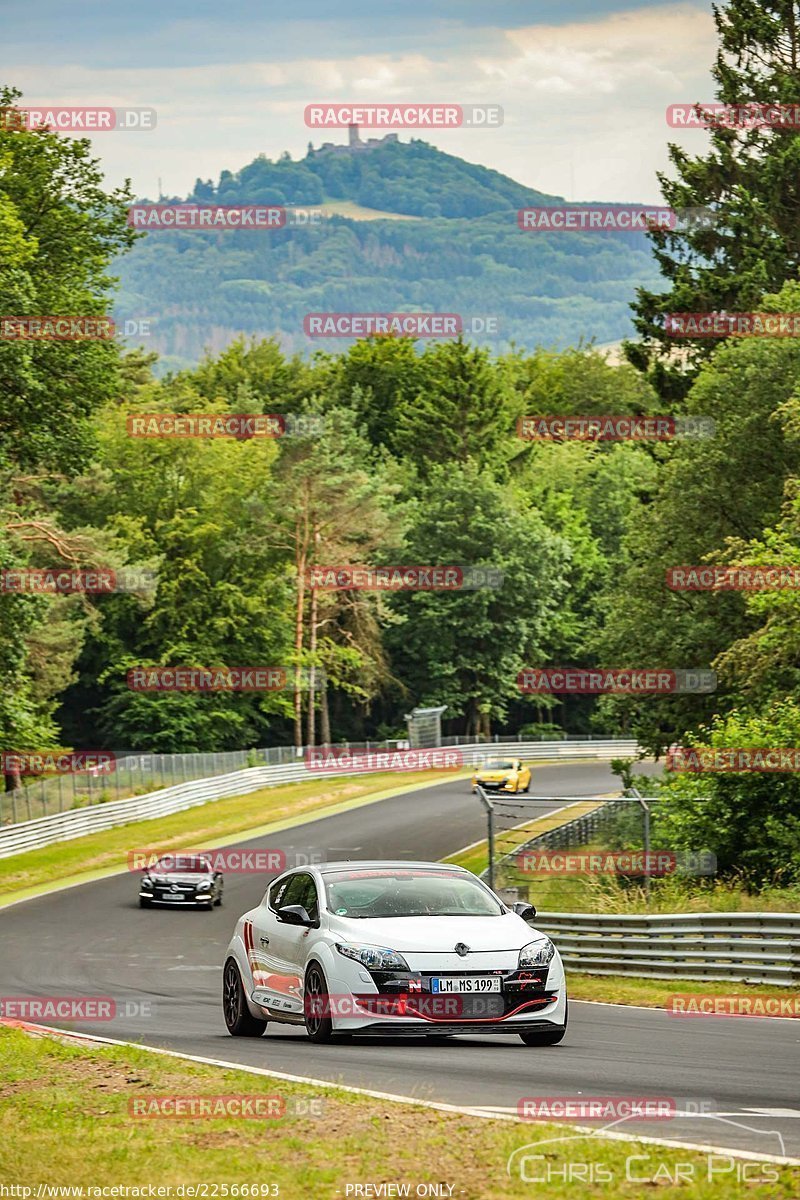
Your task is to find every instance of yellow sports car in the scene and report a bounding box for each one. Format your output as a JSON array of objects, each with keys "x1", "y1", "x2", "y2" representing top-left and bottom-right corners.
[{"x1": 471, "y1": 757, "x2": 531, "y2": 794}]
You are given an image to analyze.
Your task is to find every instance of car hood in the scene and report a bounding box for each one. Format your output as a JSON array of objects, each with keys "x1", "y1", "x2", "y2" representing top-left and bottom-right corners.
[{"x1": 327, "y1": 912, "x2": 544, "y2": 953}]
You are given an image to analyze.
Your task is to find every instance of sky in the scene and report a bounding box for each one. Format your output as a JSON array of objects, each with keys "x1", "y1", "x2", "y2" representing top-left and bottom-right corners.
[{"x1": 3, "y1": 0, "x2": 718, "y2": 204}]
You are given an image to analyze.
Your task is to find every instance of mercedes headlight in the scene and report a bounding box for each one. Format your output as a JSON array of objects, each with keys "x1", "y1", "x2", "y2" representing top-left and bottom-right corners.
[
  {"x1": 335, "y1": 943, "x2": 409, "y2": 971},
  {"x1": 519, "y1": 937, "x2": 555, "y2": 968},
  {"x1": 196, "y1": 880, "x2": 212, "y2": 891},
  {"x1": 141, "y1": 878, "x2": 154, "y2": 889}
]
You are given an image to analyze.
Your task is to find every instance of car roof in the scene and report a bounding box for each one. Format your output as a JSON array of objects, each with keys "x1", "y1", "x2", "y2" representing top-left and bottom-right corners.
[{"x1": 315, "y1": 860, "x2": 470, "y2": 876}]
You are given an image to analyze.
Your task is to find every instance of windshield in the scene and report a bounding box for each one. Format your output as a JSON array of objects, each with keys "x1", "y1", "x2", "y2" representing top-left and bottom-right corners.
[
  {"x1": 482, "y1": 760, "x2": 514, "y2": 771},
  {"x1": 323, "y1": 869, "x2": 503, "y2": 918},
  {"x1": 154, "y1": 856, "x2": 210, "y2": 874}
]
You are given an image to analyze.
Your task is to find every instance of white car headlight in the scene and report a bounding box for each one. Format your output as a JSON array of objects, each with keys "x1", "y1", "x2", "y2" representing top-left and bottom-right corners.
[
  {"x1": 196, "y1": 880, "x2": 213, "y2": 891},
  {"x1": 141, "y1": 878, "x2": 154, "y2": 889},
  {"x1": 519, "y1": 937, "x2": 555, "y2": 968},
  {"x1": 335, "y1": 943, "x2": 410, "y2": 971}
]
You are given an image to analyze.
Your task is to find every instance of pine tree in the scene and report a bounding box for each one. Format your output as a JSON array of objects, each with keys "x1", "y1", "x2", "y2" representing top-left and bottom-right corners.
[{"x1": 627, "y1": 1, "x2": 800, "y2": 401}]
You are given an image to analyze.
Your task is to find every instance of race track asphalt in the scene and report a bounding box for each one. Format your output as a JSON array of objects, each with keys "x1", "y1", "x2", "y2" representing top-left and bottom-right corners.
[{"x1": 1, "y1": 759, "x2": 798, "y2": 1160}]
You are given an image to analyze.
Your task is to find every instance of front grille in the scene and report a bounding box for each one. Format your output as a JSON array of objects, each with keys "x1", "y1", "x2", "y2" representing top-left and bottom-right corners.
[{"x1": 365, "y1": 967, "x2": 551, "y2": 1019}]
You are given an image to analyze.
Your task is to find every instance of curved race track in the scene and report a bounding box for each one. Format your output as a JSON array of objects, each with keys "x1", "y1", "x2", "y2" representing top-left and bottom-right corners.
[{"x1": 1, "y1": 760, "x2": 798, "y2": 1159}]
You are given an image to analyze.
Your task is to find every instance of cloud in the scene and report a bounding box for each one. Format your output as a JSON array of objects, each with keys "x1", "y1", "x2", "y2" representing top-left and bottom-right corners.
[{"x1": 5, "y1": 4, "x2": 718, "y2": 204}]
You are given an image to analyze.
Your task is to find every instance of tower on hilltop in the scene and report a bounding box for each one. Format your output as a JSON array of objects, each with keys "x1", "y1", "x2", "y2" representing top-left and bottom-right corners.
[{"x1": 348, "y1": 123, "x2": 361, "y2": 148}]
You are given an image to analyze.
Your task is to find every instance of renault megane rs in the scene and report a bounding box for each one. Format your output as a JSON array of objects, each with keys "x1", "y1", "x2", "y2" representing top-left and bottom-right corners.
[{"x1": 222, "y1": 860, "x2": 567, "y2": 1044}]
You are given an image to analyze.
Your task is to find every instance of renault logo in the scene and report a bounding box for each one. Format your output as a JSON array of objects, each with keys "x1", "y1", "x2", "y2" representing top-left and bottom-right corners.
[{"x1": 454, "y1": 943, "x2": 470, "y2": 957}]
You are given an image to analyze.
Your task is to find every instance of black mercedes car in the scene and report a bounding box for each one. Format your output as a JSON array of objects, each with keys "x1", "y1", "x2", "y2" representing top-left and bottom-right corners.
[{"x1": 139, "y1": 854, "x2": 223, "y2": 910}]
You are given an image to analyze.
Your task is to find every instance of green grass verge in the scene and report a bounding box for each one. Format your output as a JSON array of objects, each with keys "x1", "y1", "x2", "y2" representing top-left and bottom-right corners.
[
  {"x1": 447, "y1": 835, "x2": 800, "y2": 914},
  {"x1": 1, "y1": 1027, "x2": 797, "y2": 1198},
  {"x1": 0, "y1": 770, "x2": 466, "y2": 904},
  {"x1": 567, "y1": 972, "x2": 799, "y2": 1008},
  {"x1": 504, "y1": 870, "x2": 800, "y2": 915}
]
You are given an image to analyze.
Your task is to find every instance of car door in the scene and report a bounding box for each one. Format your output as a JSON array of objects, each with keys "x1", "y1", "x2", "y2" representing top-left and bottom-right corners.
[
  {"x1": 247, "y1": 875, "x2": 299, "y2": 1014},
  {"x1": 270, "y1": 872, "x2": 320, "y2": 1001}
]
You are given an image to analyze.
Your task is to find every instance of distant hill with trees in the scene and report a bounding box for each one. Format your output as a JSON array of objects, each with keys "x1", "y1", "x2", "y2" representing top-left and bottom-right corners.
[{"x1": 115, "y1": 136, "x2": 664, "y2": 368}]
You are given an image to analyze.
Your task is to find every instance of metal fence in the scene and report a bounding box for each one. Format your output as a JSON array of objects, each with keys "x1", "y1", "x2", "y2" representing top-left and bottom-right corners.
[
  {"x1": 533, "y1": 911, "x2": 800, "y2": 986},
  {"x1": 0, "y1": 737, "x2": 639, "y2": 827},
  {"x1": 482, "y1": 796, "x2": 630, "y2": 883},
  {"x1": 0, "y1": 738, "x2": 638, "y2": 859}
]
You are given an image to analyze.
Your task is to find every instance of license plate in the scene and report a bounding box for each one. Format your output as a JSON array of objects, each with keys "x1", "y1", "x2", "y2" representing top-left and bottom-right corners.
[
  {"x1": 430, "y1": 976, "x2": 502, "y2": 993},
  {"x1": 161, "y1": 893, "x2": 183, "y2": 900}
]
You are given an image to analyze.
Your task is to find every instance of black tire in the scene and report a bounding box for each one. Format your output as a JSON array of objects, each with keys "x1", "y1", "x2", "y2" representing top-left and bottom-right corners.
[
  {"x1": 304, "y1": 963, "x2": 334, "y2": 1043},
  {"x1": 214, "y1": 891, "x2": 223, "y2": 907},
  {"x1": 139, "y1": 897, "x2": 152, "y2": 908},
  {"x1": 223, "y1": 958, "x2": 267, "y2": 1037},
  {"x1": 519, "y1": 1000, "x2": 568, "y2": 1046}
]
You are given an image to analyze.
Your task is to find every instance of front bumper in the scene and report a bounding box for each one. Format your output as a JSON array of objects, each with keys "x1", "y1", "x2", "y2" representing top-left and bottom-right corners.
[
  {"x1": 324, "y1": 961, "x2": 565, "y2": 1032},
  {"x1": 348, "y1": 1017, "x2": 562, "y2": 1037},
  {"x1": 140, "y1": 889, "x2": 213, "y2": 906}
]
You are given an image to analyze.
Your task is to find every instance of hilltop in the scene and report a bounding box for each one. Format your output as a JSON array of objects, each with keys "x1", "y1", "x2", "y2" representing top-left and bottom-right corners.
[{"x1": 115, "y1": 135, "x2": 663, "y2": 368}]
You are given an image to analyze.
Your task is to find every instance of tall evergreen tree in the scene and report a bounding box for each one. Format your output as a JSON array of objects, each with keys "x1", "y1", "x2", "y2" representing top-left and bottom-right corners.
[{"x1": 627, "y1": 1, "x2": 800, "y2": 401}]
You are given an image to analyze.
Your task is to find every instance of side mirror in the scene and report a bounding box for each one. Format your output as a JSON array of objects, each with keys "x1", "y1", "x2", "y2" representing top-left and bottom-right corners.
[
  {"x1": 277, "y1": 904, "x2": 313, "y2": 926},
  {"x1": 513, "y1": 901, "x2": 537, "y2": 922}
]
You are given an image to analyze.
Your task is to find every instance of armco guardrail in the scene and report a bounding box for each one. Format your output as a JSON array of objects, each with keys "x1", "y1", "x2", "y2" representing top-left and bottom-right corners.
[
  {"x1": 0, "y1": 739, "x2": 637, "y2": 859},
  {"x1": 1, "y1": 734, "x2": 638, "y2": 824},
  {"x1": 535, "y1": 911, "x2": 800, "y2": 986}
]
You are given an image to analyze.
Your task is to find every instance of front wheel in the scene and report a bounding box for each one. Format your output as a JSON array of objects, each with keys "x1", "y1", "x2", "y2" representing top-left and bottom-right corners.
[
  {"x1": 139, "y1": 898, "x2": 152, "y2": 908},
  {"x1": 304, "y1": 963, "x2": 334, "y2": 1043},
  {"x1": 223, "y1": 958, "x2": 267, "y2": 1037},
  {"x1": 519, "y1": 1000, "x2": 568, "y2": 1046}
]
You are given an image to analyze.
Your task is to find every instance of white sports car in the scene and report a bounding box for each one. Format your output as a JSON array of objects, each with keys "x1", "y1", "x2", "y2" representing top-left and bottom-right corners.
[{"x1": 222, "y1": 860, "x2": 568, "y2": 1045}]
